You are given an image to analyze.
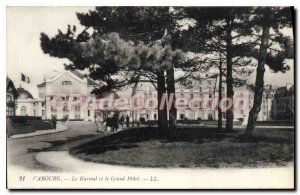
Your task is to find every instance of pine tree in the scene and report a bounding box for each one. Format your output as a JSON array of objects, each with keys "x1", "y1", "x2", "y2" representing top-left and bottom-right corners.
[
  {"x1": 244, "y1": 7, "x2": 293, "y2": 136},
  {"x1": 183, "y1": 7, "x2": 255, "y2": 131},
  {"x1": 40, "y1": 7, "x2": 187, "y2": 134}
]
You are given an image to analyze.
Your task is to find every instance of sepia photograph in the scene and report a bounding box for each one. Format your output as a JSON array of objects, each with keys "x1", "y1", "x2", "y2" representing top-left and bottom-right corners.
[{"x1": 6, "y1": 5, "x2": 295, "y2": 189}]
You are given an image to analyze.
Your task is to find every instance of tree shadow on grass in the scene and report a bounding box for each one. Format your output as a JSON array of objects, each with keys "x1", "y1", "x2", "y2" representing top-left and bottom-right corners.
[
  {"x1": 69, "y1": 126, "x2": 294, "y2": 168},
  {"x1": 87, "y1": 144, "x2": 139, "y2": 154},
  {"x1": 71, "y1": 127, "x2": 238, "y2": 156}
]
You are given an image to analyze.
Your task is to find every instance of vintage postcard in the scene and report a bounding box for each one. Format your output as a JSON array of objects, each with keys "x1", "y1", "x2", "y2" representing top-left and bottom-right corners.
[{"x1": 6, "y1": 6, "x2": 295, "y2": 189}]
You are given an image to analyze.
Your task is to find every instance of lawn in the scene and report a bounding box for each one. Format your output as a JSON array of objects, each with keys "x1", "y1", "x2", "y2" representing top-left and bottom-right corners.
[
  {"x1": 70, "y1": 127, "x2": 294, "y2": 168},
  {"x1": 7, "y1": 118, "x2": 54, "y2": 136}
]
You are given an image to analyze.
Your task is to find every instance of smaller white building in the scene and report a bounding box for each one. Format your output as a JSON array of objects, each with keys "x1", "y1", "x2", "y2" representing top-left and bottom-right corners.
[{"x1": 15, "y1": 87, "x2": 44, "y2": 117}]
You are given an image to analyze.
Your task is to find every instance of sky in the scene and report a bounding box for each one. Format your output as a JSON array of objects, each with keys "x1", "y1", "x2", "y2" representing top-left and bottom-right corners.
[{"x1": 6, "y1": 7, "x2": 294, "y2": 98}]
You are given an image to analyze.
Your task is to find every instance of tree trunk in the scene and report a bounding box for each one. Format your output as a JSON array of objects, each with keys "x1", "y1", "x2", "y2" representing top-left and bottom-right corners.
[
  {"x1": 166, "y1": 64, "x2": 177, "y2": 133},
  {"x1": 225, "y1": 18, "x2": 234, "y2": 131},
  {"x1": 157, "y1": 70, "x2": 168, "y2": 133},
  {"x1": 244, "y1": 24, "x2": 270, "y2": 136},
  {"x1": 218, "y1": 57, "x2": 223, "y2": 130}
]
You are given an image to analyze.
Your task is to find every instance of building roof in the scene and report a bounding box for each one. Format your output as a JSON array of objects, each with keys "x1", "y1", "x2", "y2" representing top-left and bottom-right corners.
[
  {"x1": 16, "y1": 87, "x2": 33, "y2": 99},
  {"x1": 6, "y1": 77, "x2": 19, "y2": 96},
  {"x1": 37, "y1": 70, "x2": 99, "y2": 87},
  {"x1": 69, "y1": 70, "x2": 99, "y2": 86},
  {"x1": 37, "y1": 81, "x2": 46, "y2": 87}
]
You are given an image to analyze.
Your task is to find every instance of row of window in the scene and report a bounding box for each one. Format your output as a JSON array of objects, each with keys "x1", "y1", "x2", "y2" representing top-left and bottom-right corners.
[
  {"x1": 52, "y1": 105, "x2": 81, "y2": 112},
  {"x1": 19, "y1": 106, "x2": 45, "y2": 117}
]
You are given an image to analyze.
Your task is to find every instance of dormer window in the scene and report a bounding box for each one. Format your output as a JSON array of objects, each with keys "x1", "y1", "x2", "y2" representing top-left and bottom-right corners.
[
  {"x1": 62, "y1": 81, "x2": 72, "y2": 93},
  {"x1": 62, "y1": 81, "x2": 72, "y2": 86}
]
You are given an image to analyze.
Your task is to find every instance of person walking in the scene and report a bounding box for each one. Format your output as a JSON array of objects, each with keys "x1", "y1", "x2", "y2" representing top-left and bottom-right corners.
[
  {"x1": 105, "y1": 117, "x2": 111, "y2": 132},
  {"x1": 126, "y1": 115, "x2": 130, "y2": 128},
  {"x1": 119, "y1": 115, "x2": 124, "y2": 128},
  {"x1": 95, "y1": 115, "x2": 103, "y2": 133},
  {"x1": 51, "y1": 117, "x2": 57, "y2": 130},
  {"x1": 112, "y1": 114, "x2": 119, "y2": 132}
]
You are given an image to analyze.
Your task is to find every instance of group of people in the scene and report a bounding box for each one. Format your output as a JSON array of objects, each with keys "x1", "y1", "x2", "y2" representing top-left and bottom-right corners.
[{"x1": 95, "y1": 113, "x2": 130, "y2": 133}]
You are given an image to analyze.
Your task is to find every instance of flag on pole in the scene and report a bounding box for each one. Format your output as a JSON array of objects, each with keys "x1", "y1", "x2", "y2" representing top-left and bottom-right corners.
[{"x1": 21, "y1": 73, "x2": 30, "y2": 83}]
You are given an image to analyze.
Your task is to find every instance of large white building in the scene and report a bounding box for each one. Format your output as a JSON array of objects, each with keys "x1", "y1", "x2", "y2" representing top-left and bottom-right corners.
[
  {"x1": 15, "y1": 70, "x2": 130, "y2": 121},
  {"x1": 134, "y1": 76, "x2": 277, "y2": 122},
  {"x1": 36, "y1": 70, "x2": 100, "y2": 121}
]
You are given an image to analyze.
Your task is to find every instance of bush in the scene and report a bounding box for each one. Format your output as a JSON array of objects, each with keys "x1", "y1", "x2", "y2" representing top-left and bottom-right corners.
[
  {"x1": 8, "y1": 116, "x2": 42, "y2": 124},
  {"x1": 68, "y1": 119, "x2": 84, "y2": 121}
]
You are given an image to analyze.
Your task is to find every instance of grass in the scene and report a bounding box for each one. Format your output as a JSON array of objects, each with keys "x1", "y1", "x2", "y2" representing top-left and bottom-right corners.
[
  {"x1": 7, "y1": 119, "x2": 54, "y2": 136},
  {"x1": 70, "y1": 126, "x2": 294, "y2": 168}
]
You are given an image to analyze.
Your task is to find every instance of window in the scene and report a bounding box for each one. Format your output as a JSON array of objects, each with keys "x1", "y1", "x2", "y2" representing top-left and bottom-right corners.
[
  {"x1": 51, "y1": 105, "x2": 57, "y2": 112},
  {"x1": 42, "y1": 103, "x2": 45, "y2": 107},
  {"x1": 154, "y1": 114, "x2": 157, "y2": 120},
  {"x1": 62, "y1": 81, "x2": 72, "y2": 93},
  {"x1": 63, "y1": 105, "x2": 68, "y2": 112},
  {"x1": 21, "y1": 106, "x2": 27, "y2": 116},
  {"x1": 6, "y1": 107, "x2": 14, "y2": 116},
  {"x1": 33, "y1": 110, "x2": 36, "y2": 116},
  {"x1": 209, "y1": 94, "x2": 212, "y2": 98},
  {"x1": 88, "y1": 110, "x2": 90, "y2": 117},
  {"x1": 75, "y1": 105, "x2": 80, "y2": 112},
  {"x1": 208, "y1": 100, "x2": 212, "y2": 108},
  {"x1": 180, "y1": 114, "x2": 185, "y2": 120},
  {"x1": 6, "y1": 95, "x2": 12, "y2": 102},
  {"x1": 42, "y1": 110, "x2": 45, "y2": 116},
  {"x1": 240, "y1": 100, "x2": 244, "y2": 107},
  {"x1": 62, "y1": 81, "x2": 72, "y2": 85},
  {"x1": 208, "y1": 80, "x2": 211, "y2": 85},
  {"x1": 199, "y1": 87, "x2": 202, "y2": 92},
  {"x1": 75, "y1": 114, "x2": 80, "y2": 119}
]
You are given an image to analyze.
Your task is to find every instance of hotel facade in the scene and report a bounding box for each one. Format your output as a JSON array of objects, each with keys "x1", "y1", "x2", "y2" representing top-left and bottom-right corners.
[{"x1": 133, "y1": 76, "x2": 278, "y2": 122}]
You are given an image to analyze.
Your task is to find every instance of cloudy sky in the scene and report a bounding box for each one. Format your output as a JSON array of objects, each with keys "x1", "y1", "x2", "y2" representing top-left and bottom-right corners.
[{"x1": 7, "y1": 7, "x2": 294, "y2": 98}]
